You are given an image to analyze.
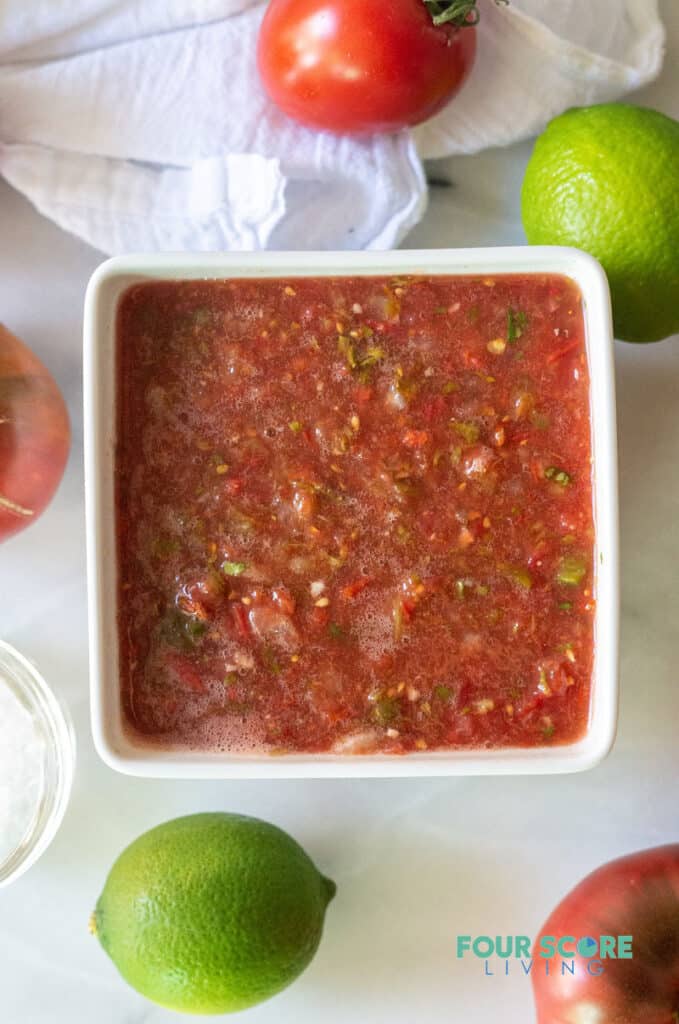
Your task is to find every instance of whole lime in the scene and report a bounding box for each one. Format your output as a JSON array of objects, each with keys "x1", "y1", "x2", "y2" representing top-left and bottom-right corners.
[
  {"x1": 91, "y1": 813, "x2": 336, "y2": 1014},
  {"x1": 522, "y1": 103, "x2": 679, "y2": 343}
]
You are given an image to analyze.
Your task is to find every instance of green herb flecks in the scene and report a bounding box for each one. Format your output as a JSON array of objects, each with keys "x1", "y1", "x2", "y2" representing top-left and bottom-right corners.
[
  {"x1": 507, "y1": 307, "x2": 528, "y2": 344},
  {"x1": 371, "y1": 694, "x2": 400, "y2": 727},
  {"x1": 451, "y1": 420, "x2": 480, "y2": 444},
  {"x1": 261, "y1": 646, "x2": 282, "y2": 675},
  {"x1": 338, "y1": 333, "x2": 385, "y2": 379},
  {"x1": 161, "y1": 610, "x2": 207, "y2": 652},
  {"x1": 359, "y1": 347, "x2": 385, "y2": 371}
]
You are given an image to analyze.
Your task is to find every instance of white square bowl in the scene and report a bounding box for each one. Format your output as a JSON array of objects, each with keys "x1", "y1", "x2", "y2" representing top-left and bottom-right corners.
[{"x1": 84, "y1": 247, "x2": 618, "y2": 778}]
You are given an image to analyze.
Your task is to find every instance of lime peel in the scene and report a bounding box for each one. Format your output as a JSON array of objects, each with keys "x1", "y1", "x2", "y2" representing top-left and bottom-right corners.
[{"x1": 522, "y1": 103, "x2": 679, "y2": 344}]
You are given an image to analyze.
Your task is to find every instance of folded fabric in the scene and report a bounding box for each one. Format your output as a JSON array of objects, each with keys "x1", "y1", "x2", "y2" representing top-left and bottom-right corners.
[
  {"x1": 0, "y1": 0, "x2": 666, "y2": 254},
  {"x1": 414, "y1": 0, "x2": 667, "y2": 157}
]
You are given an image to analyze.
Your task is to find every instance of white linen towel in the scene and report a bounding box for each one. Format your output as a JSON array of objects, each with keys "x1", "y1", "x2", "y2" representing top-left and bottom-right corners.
[{"x1": 0, "y1": 0, "x2": 666, "y2": 254}]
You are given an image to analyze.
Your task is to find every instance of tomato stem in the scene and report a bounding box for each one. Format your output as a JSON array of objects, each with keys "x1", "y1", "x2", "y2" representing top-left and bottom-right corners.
[{"x1": 423, "y1": 0, "x2": 507, "y2": 28}]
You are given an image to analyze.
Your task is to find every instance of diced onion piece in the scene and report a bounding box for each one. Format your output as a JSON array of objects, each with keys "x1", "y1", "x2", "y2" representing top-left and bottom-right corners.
[
  {"x1": 248, "y1": 605, "x2": 299, "y2": 650},
  {"x1": 474, "y1": 699, "x2": 495, "y2": 715},
  {"x1": 487, "y1": 338, "x2": 506, "y2": 355},
  {"x1": 463, "y1": 446, "x2": 494, "y2": 477},
  {"x1": 332, "y1": 731, "x2": 379, "y2": 754},
  {"x1": 387, "y1": 382, "x2": 407, "y2": 411}
]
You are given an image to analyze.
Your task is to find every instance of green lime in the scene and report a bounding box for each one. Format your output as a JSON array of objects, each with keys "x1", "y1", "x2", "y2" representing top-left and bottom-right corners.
[
  {"x1": 522, "y1": 103, "x2": 679, "y2": 343},
  {"x1": 91, "y1": 813, "x2": 336, "y2": 1014}
]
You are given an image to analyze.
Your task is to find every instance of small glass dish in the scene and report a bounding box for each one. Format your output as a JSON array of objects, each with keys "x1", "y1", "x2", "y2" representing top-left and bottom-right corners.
[{"x1": 0, "y1": 640, "x2": 75, "y2": 886}]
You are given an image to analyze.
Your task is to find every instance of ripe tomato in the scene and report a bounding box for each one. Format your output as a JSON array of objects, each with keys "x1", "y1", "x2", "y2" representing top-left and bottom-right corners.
[
  {"x1": 532, "y1": 845, "x2": 679, "y2": 1023},
  {"x1": 0, "y1": 324, "x2": 70, "y2": 542},
  {"x1": 257, "y1": 0, "x2": 478, "y2": 134}
]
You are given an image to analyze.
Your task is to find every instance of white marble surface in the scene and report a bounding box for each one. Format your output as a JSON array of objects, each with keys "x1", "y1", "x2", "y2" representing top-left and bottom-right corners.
[{"x1": 1, "y1": 4, "x2": 678, "y2": 1021}]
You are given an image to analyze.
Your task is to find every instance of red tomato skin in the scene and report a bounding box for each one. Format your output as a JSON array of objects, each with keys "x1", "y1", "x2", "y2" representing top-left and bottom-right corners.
[
  {"x1": 257, "y1": 0, "x2": 476, "y2": 134},
  {"x1": 0, "y1": 325, "x2": 70, "y2": 542},
  {"x1": 532, "y1": 845, "x2": 679, "y2": 1024}
]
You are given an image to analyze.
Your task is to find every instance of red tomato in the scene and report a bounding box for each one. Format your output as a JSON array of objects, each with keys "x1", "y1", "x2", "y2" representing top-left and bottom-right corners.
[
  {"x1": 257, "y1": 0, "x2": 478, "y2": 134},
  {"x1": 0, "y1": 324, "x2": 70, "y2": 542},
  {"x1": 532, "y1": 845, "x2": 679, "y2": 1023}
]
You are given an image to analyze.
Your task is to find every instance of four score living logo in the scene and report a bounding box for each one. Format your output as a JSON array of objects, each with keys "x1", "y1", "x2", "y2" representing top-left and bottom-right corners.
[{"x1": 456, "y1": 934, "x2": 634, "y2": 977}]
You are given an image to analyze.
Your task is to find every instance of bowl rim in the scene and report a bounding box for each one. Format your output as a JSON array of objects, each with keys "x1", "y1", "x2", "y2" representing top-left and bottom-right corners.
[{"x1": 83, "y1": 246, "x2": 619, "y2": 778}]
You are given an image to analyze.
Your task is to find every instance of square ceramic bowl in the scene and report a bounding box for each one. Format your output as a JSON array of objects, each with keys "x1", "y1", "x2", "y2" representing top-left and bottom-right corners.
[{"x1": 84, "y1": 247, "x2": 618, "y2": 778}]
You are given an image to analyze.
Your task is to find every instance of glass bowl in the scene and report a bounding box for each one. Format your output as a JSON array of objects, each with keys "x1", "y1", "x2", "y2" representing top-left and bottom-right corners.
[{"x1": 0, "y1": 640, "x2": 75, "y2": 886}]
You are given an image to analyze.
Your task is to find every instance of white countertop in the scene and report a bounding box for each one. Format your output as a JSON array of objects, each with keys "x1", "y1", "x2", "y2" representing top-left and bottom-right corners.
[{"x1": 1, "y1": 4, "x2": 678, "y2": 1020}]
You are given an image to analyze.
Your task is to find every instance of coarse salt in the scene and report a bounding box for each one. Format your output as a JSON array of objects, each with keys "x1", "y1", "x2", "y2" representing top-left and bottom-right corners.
[{"x1": 0, "y1": 680, "x2": 45, "y2": 867}]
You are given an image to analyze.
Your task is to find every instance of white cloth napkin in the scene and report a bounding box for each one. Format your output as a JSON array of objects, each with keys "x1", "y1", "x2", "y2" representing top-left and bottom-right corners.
[{"x1": 0, "y1": 0, "x2": 666, "y2": 254}]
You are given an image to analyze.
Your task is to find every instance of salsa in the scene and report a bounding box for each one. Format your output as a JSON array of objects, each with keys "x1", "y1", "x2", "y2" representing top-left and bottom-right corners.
[{"x1": 116, "y1": 274, "x2": 595, "y2": 755}]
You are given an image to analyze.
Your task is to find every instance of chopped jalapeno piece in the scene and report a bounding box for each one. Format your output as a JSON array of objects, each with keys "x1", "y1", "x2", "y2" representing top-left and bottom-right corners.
[
  {"x1": 222, "y1": 560, "x2": 248, "y2": 576},
  {"x1": 502, "y1": 565, "x2": 533, "y2": 590},
  {"x1": 545, "y1": 466, "x2": 572, "y2": 487},
  {"x1": 556, "y1": 556, "x2": 587, "y2": 586}
]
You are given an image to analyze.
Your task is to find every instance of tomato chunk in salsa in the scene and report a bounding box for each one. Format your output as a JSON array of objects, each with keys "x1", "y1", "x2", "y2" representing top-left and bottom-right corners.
[{"x1": 116, "y1": 274, "x2": 594, "y2": 755}]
